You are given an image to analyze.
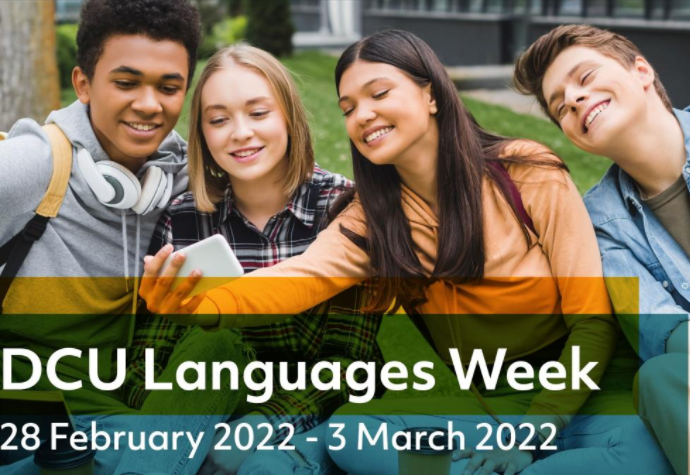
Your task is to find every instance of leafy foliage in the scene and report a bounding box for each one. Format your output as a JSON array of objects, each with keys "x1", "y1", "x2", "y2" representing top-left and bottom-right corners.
[
  {"x1": 244, "y1": 0, "x2": 294, "y2": 58},
  {"x1": 56, "y1": 24, "x2": 78, "y2": 90},
  {"x1": 198, "y1": 16, "x2": 247, "y2": 59}
]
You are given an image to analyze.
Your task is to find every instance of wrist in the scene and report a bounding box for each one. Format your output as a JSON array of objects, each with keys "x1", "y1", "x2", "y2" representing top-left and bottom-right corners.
[
  {"x1": 519, "y1": 447, "x2": 535, "y2": 464},
  {"x1": 510, "y1": 426, "x2": 541, "y2": 461}
]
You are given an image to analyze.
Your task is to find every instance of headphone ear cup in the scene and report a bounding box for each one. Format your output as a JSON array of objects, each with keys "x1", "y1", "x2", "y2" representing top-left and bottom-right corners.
[
  {"x1": 133, "y1": 166, "x2": 166, "y2": 215},
  {"x1": 157, "y1": 172, "x2": 174, "y2": 210},
  {"x1": 96, "y1": 161, "x2": 141, "y2": 210},
  {"x1": 77, "y1": 148, "x2": 116, "y2": 203}
]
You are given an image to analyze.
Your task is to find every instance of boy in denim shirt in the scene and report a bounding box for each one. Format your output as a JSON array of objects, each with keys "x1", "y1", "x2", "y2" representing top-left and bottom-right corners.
[{"x1": 514, "y1": 24, "x2": 688, "y2": 475}]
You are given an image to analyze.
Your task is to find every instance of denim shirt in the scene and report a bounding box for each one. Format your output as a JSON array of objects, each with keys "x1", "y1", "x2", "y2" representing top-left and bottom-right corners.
[{"x1": 584, "y1": 107, "x2": 690, "y2": 361}]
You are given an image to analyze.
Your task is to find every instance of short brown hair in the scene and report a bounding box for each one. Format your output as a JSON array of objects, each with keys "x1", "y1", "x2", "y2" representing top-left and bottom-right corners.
[
  {"x1": 188, "y1": 44, "x2": 314, "y2": 212},
  {"x1": 514, "y1": 24, "x2": 672, "y2": 125}
]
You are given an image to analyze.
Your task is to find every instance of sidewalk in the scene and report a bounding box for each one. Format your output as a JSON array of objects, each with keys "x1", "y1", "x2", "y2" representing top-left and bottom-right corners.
[
  {"x1": 446, "y1": 65, "x2": 548, "y2": 120},
  {"x1": 294, "y1": 31, "x2": 360, "y2": 50},
  {"x1": 461, "y1": 89, "x2": 548, "y2": 120}
]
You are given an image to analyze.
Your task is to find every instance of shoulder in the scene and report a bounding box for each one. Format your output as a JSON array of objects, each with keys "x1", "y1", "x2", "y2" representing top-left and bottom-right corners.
[
  {"x1": 168, "y1": 190, "x2": 198, "y2": 212},
  {"x1": 311, "y1": 164, "x2": 354, "y2": 195},
  {"x1": 308, "y1": 164, "x2": 355, "y2": 221},
  {"x1": 164, "y1": 129, "x2": 188, "y2": 151},
  {"x1": 499, "y1": 139, "x2": 571, "y2": 188},
  {"x1": 583, "y1": 164, "x2": 631, "y2": 226},
  {"x1": 170, "y1": 191, "x2": 194, "y2": 210},
  {"x1": 330, "y1": 192, "x2": 367, "y2": 236},
  {"x1": 1, "y1": 118, "x2": 53, "y2": 164},
  {"x1": 162, "y1": 191, "x2": 220, "y2": 244},
  {"x1": 0, "y1": 119, "x2": 57, "y2": 210},
  {"x1": 500, "y1": 139, "x2": 553, "y2": 159}
]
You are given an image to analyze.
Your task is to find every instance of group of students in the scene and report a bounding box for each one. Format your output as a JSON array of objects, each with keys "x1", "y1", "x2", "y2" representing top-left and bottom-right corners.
[{"x1": 0, "y1": 0, "x2": 687, "y2": 474}]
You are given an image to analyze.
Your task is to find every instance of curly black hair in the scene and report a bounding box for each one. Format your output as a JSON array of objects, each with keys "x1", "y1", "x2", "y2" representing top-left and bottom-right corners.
[{"x1": 76, "y1": 0, "x2": 202, "y2": 88}]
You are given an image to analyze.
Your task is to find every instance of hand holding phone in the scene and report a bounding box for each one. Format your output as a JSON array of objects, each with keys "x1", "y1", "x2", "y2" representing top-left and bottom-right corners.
[
  {"x1": 159, "y1": 234, "x2": 244, "y2": 297},
  {"x1": 139, "y1": 235, "x2": 245, "y2": 323}
]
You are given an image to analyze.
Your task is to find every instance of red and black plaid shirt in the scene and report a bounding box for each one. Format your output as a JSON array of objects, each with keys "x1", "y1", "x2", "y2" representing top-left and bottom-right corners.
[{"x1": 125, "y1": 166, "x2": 383, "y2": 441}]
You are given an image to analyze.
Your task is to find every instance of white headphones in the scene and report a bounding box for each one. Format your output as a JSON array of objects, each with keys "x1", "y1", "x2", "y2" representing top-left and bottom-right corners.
[{"x1": 77, "y1": 148, "x2": 173, "y2": 214}]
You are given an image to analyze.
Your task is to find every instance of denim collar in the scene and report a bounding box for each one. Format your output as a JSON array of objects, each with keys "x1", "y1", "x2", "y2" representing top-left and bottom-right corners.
[{"x1": 618, "y1": 107, "x2": 690, "y2": 210}]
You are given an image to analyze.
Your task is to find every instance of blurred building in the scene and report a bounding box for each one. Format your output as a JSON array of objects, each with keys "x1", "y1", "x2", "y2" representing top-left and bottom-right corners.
[
  {"x1": 292, "y1": 0, "x2": 690, "y2": 106},
  {"x1": 55, "y1": 0, "x2": 225, "y2": 23},
  {"x1": 291, "y1": 0, "x2": 363, "y2": 48},
  {"x1": 55, "y1": 0, "x2": 82, "y2": 23}
]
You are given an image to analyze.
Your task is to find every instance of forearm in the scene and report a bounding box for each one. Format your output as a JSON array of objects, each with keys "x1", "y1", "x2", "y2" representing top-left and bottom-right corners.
[
  {"x1": 197, "y1": 276, "x2": 365, "y2": 329},
  {"x1": 524, "y1": 315, "x2": 619, "y2": 434},
  {"x1": 196, "y1": 223, "x2": 372, "y2": 329}
]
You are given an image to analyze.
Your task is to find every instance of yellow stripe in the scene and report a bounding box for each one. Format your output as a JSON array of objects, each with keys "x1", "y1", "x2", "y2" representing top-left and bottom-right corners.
[{"x1": 36, "y1": 124, "x2": 73, "y2": 217}]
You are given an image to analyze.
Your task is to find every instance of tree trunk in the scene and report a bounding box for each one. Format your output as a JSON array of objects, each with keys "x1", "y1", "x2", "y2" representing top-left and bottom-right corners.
[{"x1": 0, "y1": 1, "x2": 61, "y2": 131}]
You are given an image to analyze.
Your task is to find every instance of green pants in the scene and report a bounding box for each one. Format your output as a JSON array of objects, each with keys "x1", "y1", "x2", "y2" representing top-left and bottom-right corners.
[{"x1": 636, "y1": 353, "x2": 689, "y2": 475}]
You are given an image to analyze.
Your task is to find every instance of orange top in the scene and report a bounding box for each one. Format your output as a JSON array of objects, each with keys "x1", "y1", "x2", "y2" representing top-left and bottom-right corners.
[{"x1": 196, "y1": 143, "x2": 618, "y2": 431}]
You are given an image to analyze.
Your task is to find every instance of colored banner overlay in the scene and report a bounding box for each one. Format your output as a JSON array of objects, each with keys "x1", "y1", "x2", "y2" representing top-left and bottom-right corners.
[{"x1": 0, "y1": 277, "x2": 687, "y2": 474}]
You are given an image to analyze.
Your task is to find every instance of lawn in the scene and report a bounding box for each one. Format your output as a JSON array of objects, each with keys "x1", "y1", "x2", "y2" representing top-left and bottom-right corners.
[{"x1": 61, "y1": 51, "x2": 611, "y2": 398}]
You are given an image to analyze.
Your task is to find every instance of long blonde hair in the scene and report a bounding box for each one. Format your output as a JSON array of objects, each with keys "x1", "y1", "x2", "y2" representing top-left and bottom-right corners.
[{"x1": 188, "y1": 44, "x2": 314, "y2": 212}]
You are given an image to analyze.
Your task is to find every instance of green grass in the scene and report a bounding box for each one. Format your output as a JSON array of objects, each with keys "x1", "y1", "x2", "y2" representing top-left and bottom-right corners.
[
  {"x1": 61, "y1": 52, "x2": 611, "y2": 398},
  {"x1": 283, "y1": 52, "x2": 353, "y2": 178}
]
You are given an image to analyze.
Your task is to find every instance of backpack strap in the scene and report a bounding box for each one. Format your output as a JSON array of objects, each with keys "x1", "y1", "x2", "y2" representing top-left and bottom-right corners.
[
  {"x1": 36, "y1": 125, "x2": 73, "y2": 217},
  {"x1": 488, "y1": 161, "x2": 536, "y2": 236},
  {"x1": 0, "y1": 124, "x2": 73, "y2": 311}
]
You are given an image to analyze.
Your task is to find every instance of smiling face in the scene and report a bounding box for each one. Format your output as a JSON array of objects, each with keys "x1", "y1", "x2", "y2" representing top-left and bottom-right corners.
[
  {"x1": 200, "y1": 64, "x2": 289, "y2": 186},
  {"x1": 542, "y1": 45, "x2": 655, "y2": 156},
  {"x1": 338, "y1": 60, "x2": 438, "y2": 167},
  {"x1": 74, "y1": 35, "x2": 188, "y2": 171}
]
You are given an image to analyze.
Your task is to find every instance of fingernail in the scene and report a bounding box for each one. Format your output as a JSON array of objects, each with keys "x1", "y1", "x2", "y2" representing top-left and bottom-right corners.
[
  {"x1": 164, "y1": 244, "x2": 173, "y2": 252},
  {"x1": 143, "y1": 256, "x2": 153, "y2": 263},
  {"x1": 174, "y1": 252, "x2": 185, "y2": 263},
  {"x1": 191, "y1": 269, "x2": 201, "y2": 277}
]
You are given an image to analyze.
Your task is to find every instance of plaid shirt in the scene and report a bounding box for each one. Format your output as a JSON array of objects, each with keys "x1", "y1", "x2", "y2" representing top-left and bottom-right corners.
[{"x1": 125, "y1": 166, "x2": 384, "y2": 441}]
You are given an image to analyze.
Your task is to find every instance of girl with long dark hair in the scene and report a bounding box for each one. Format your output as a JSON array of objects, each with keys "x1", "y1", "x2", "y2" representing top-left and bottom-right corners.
[{"x1": 141, "y1": 31, "x2": 672, "y2": 474}]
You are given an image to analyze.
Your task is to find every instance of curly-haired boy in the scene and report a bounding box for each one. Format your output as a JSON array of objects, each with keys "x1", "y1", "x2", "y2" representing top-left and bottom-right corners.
[{"x1": 0, "y1": 1, "x2": 243, "y2": 474}]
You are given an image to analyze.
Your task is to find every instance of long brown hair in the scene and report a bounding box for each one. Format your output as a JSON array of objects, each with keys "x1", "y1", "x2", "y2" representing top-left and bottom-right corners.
[{"x1": 333, "y1": 30, "x2": 566, "y2": 313}]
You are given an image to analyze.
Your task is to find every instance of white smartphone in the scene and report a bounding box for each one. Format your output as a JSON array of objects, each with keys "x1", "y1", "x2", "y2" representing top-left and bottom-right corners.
[{"x1": 159, "y1": 234, "x2": 245, "y2": 297}]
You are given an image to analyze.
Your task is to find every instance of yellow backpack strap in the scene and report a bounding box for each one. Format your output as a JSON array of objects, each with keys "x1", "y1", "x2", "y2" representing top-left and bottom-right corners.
[
  {"x1": 37, "y1": 124, "x2": 73, "y2": 217},
  {"x1": 0, "y1": 124, "x2": 73, "y2": 313}
]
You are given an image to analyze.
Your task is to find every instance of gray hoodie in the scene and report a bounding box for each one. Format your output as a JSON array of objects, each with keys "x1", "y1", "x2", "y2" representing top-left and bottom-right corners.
[{"x1": 0, "y1": 101, "x2": 188, "y2": 380}]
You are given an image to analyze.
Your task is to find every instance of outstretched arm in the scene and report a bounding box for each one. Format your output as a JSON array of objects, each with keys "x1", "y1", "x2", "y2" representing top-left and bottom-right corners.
[{"x1": 140, "y1": 200, "x2": 373, "y2": 328}]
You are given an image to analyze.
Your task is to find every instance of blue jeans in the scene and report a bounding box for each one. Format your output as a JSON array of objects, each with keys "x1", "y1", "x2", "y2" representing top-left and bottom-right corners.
[
  {"x1": 327, "y1": 412, "x2": 674, "y2": 475},
  {"x1": 636, "y1": 353, "x2": 689, "y2": 475},
  {"x1": 0, "y1": 414, "x2": 227, "y2": 475},
  {"x1": 0, "y1": 329, "x2": 248, "y2": 475},
  {"x1": 238, "y1": 421, "x2": 343, "y2": 475}
]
